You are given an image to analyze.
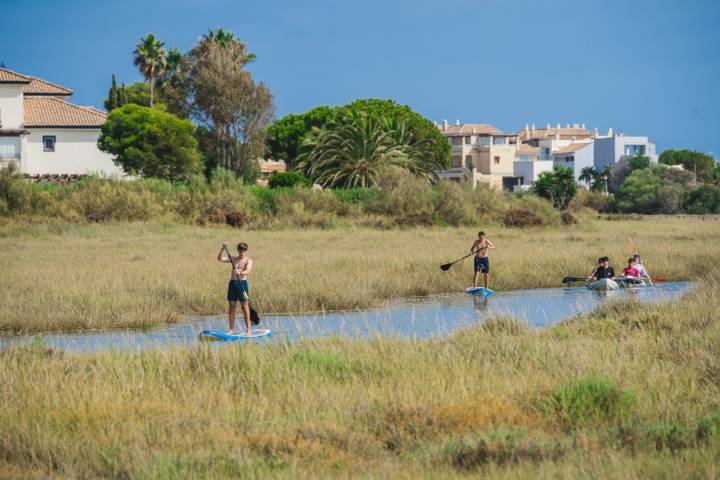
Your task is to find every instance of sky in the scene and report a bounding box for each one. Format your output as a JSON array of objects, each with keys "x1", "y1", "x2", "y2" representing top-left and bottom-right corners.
[{"x1": 3, "y1": 0, "x2": 719, "y2": 156}]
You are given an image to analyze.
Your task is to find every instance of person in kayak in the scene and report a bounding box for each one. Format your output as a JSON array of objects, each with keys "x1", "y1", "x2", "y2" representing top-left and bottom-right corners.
[
  {"x1": 587, "y1": 256, "x2": 615, "y2": 281},
  {"x1": 623, "y1": 257, "x2": 640, "y2": 278},
  {"x1": 217, "y1": 241, "x2": 253, "y2": 336},
  {"x1": 632, "y1": 254, "x2": 649, "y2": 279},
  {"x1": 471, "y1": 231, "x2": 495, "y2": 289}
]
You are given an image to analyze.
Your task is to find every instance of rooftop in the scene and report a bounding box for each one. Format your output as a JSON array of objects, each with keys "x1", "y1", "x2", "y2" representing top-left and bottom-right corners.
[
  {"x1": 24, "y1": 97, "x2": 107, "y2": 128},
  {"x1": 518, "y1": 125, "x2": 593, "y2": 141},
  {"x1": 0, "y1": 67, "x2": 74, "y2": 96},
  {"x1": 441, "y1": 123, "x2": 505, "y2": 137},
  {"x1": 553, "y1": 142, "x2": 593, "y2": 154}
]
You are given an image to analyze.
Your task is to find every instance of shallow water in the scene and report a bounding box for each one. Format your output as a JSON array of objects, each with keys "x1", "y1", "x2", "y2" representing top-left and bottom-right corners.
[{"x1": 0, "y1": 282, "x2": 692, "y2": 353}]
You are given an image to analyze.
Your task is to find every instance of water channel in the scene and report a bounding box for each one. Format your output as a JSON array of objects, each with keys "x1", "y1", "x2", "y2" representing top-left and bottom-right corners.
[{"x1": 0, "y1": 282, "x2": 692, "y2": 353}]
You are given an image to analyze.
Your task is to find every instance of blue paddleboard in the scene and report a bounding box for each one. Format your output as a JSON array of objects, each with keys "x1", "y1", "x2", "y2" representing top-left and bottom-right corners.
[
  {"x1": 465, "y1": 287, "x2": 494, "y2": 297},
  {"x1": 199, "y1": 329, "x2": 272, "y2": 341}
]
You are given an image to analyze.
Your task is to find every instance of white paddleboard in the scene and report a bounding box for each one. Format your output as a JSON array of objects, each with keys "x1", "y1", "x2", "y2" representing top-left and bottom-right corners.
[{"x1": 199, "y1": 329, "x2": 272, "y2": 341}]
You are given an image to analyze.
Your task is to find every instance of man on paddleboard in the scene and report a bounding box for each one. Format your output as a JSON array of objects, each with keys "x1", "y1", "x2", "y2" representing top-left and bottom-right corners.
[
  {"x1": 217, "y1": 241, "x2": 253, "y2": 336},
  {"x1": 471, "y1": 231, "x2": 495, "y2": 289}
]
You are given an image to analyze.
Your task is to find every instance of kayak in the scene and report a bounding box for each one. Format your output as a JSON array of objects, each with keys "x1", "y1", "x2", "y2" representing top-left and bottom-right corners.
[
  {"x1": 587, "y1": 278, "x2": 620, "y2": 291},
  {"x1": 466, "y1": 287, "x2": 494, "y2": 297},
  {"x1": 616, "y1": 276, "x2": 650, "y2": 288},
  {"x1": 199, "y1": 329, "x2": 272, "y2": 341}
]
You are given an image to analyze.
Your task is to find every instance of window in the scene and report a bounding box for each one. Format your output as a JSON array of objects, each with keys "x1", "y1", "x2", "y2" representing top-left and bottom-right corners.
[
  {"x1": 479, "y1": 136, "x2": 491, "y2": 146},
  {"x1": 451, "y1": 155, "x2": 462, "y2": 167},
  {"x1": 464, "y1": 136, "x2": 471, "y2": 145},
  {"x1": 624, "y1": 144, "x2": 646, "y2": 156},
  {"x1": 493, "y1": 136, "x2": 505, "y2": 145},
  {"x1": 465, "y1": 155, "x2": 473, "y2": 169},
  {"x1": 494, "y1": 156, "x2": 500, "y2": 165},
  {"x1": 452, "y1": 137, "x2": 462, "y2": 146},
  {"x1": 43, "y1": 136, "x2": 56, "y2": 152}
]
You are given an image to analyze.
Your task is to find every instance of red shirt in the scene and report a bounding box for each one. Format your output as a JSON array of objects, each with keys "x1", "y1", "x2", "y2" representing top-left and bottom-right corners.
[{"x1": 623, "y1": 267, "x2": 640, "y2": 277}]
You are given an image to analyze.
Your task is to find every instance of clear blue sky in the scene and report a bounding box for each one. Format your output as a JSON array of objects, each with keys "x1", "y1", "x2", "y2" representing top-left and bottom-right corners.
[{"x1": 3, "y1": 0, "x2": 719, "y2": 156}]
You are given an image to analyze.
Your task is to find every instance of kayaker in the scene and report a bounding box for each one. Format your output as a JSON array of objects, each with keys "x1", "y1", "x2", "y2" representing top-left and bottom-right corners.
[
  {"x1": 623, "y1": 257, "x2": 640, "y2": 278},
  {"x1": 587, "y1": 256, "x2": 615, "y2": 281},
  {"x1": 632, "y1": 254, "x2": 649, "y2": 279},
  {"x1": 471, "y1": 231, "x2": 495, "y2": 289},
  {"x1": 217, "y1": 241, "x2": 253, "y2": 336}
]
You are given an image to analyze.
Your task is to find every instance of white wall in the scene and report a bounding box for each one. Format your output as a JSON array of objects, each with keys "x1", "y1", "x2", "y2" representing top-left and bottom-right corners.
[
  {"x1": 23, "y1": 129, "x2": 124, "y2": 176},
  {"x1": 513, "y1": 160, "x2": 554, "y2": 186},
  {"x1": 0, "y1": 85, "x2": 24, "y2": 128}
]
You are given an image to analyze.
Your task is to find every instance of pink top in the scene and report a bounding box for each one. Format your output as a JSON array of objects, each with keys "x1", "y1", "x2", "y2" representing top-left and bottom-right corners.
[{"x1": 623, "y1": 267, "x2": 640, "y2": 277}]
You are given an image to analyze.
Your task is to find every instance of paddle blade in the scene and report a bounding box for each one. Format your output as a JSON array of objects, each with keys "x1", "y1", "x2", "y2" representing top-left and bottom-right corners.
[
  {"x1": 440, "y1": 263, "x2": 452, "y2": 271},
  {"x1": 652, "y1": 277, "x2": 668, "y2": 283},
  {"x1": 250, "y1": 305, "x2": 260, "y2": 325},
  {"x1": 562, "y1": 276, "x2": 578, "y2": 284}
]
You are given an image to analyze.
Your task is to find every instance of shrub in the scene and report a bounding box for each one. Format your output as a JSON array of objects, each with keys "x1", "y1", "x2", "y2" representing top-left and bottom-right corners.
[
  {"x1": 444, "y1": 429, "x2": 566, "y2": 469},
  {"x1": 570, "y1": 189, "x2": 608, "y2": 212},
  {"x1": 503, "y1": 209, "x2": 543, "y2": 228},
  {"x1": 432, "y1": 181, "x2": 475, "y2": 226},
  {"x1": 371, "y1": 169, "x2": 434, "y2": 226},
  {"x1": 547, "y1": 376, "x2": 636, "y2": 429},
  {"x1": 268, "y1": 171, "x2": 310, "y2": 189},
  {"x1": 684, "y1": 184, "x2": 720, "y2": 214},
  {"x1": 644, "y1": 422, "x2": 690, "y2": 452},
  {"x1": 696, "y1": 410, "x2": 720, "y2": 441}
]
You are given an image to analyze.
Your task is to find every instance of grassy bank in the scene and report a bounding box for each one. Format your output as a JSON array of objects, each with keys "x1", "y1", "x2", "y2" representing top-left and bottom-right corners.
[
  {"x1": 2, "y1": 217, "x2": 720, "y2": 333},
  {"x1": 1, "y1": 274, "x2": 718, "y2": 478}
]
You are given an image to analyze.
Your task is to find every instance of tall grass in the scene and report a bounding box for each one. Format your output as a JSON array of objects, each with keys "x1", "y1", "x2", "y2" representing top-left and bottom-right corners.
[
  {"x1": 1, "y1": 217, "x2": 719, "y2": 333},
  {"x1": 1, "y1": 274, "x2": 718, "y2": 478}
]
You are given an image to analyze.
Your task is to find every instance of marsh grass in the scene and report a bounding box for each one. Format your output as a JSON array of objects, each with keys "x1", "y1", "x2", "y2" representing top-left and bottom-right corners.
[
  {"x1": 1, "y1": 273, "x2": 719, "y2": 478},
  {"x1": 2, "y1": 217, "x2": 720, "y2": 333}
]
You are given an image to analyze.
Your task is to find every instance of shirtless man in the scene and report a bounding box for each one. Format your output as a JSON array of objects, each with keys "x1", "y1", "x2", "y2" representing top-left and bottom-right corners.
[
  {"x1": 217, "y1": 241, "x2": 253, "y2": 335},
  {"x1": 471, "y1": 231, "x2": 495, "y2": 289}
]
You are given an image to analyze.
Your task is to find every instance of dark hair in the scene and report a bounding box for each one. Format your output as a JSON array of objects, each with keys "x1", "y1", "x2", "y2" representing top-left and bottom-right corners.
[
  {"x1": 478, "y1": 231, "x2": 485, "y2": 236},
  {"x1": 237, "y1": 242, "x2": 248, "y2": 251},
  {"x1": 601, "y1": 256, "x2": 610, "y2": 262},
  {"x1": 632, "y1": 254, "x2": 641, "y2": 260},
  {"x1": 597, "y1": 257, "x2": 604, "y2": 264},
  {"x1": 628, "y1": 257, "x2": 634, "y2": 264}
]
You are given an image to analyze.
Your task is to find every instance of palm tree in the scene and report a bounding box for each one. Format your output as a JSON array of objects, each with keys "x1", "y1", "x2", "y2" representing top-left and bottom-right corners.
[
  {"x1": 298, "y1": 113, "x2": 416, "y2": 188},
  {"x1": 133, "y1": 33, "x2": 167, "y2": 107},
  {"x1": 199, "y1": 29, "x2": 256, "y2": 64},
  {"x1": 579, "y1": 166, "x2": 596, "y2": 188}
]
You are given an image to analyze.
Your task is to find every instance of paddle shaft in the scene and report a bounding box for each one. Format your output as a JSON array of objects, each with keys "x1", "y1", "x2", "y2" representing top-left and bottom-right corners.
[{"x1": 441, "y1": 249, "x2": 481, "y2": 270}]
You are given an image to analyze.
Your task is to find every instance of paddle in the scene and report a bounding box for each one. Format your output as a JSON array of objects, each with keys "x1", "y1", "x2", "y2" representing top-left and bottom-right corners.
[
  {"x1": 562, "y1": 276, "x2": 588, "y2": 284},
  {"x1": 440, "y1": 249, "x2": 480, "y2": 271},
  {"x1": 223, "y1": 244, "x2": 260, "y2": 325}
]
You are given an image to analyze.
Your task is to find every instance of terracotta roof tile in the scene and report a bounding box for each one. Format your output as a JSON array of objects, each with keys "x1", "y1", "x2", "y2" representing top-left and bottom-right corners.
[
  {"x1": 516, "y1": 144, "x2": 540, "y2": 155},
  {"x1": 24, "y1": 97, "x2": 106, "y2": 128},
  {"x1": 517, "y1": 127, "x2": 593, "y2": 141},
  {"x1": 23, "y1": 76, "x2": 73, "y2": 96},
  {"x1": 442, "y1": 123, "x2": 504, "y2": 137},
  {"x1": 0, "y1": 67, "x2": 32, "y2": 83},
  {"x1": 553, "y1": 142, "x2": 593, "y2": 154}
]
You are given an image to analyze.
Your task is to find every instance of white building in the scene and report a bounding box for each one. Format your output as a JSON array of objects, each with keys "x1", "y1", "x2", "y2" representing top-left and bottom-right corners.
[
  {"x1": 0, "y1": 67, "x2": 122, "y2": 177},
  {"x1": 551, "y1": 142, "x2": 595, "y2": 182},
  {"x1": 593, "y1": 129, "x2": 658, "y2": 170}
]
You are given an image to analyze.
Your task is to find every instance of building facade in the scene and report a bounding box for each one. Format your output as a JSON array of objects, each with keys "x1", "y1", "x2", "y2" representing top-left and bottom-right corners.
[
  {"x1": 593, "y1": 130, "x2": 658, "y2": 170},
  {"x1": 436, "y1": 121, "x2": 519, "y2": 190},
  {"x1": 0, "y1": 67, "x2": 121, "y2": 177}
]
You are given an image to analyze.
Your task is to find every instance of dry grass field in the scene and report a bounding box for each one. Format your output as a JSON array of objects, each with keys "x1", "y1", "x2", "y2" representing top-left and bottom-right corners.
[
  {"x1": 1, "y1": 217, "x2": 719, "y2": 333},
  {"x1": 0, "y1": 273, "x2": 718, "y2": 478}
]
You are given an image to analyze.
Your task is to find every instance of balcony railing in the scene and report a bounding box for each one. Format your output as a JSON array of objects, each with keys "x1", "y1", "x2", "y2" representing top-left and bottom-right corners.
[{"x1": 0, "y1": 152, "x2": 21, "y2": 160}]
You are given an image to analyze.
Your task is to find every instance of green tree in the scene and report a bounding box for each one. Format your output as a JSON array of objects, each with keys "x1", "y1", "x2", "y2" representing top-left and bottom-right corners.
[
  {"x1": 133, "y1": 33, "x2": 167, "y2": 107},
  {"x1": 298, "y1": 113, "x2": 432, "y2": 188},
  {"x1": 104, "y1": 74, "x2": 121, "y2": 111},
  {"x1": 660, "y1": 149, "x2": 716, "y2": 182},
  {"x1": 267, "y1": 98, "x2": 450, "y2": 169},
  {"x1": 628, "y1": 152, "x2": 651, "y2": 171},
  {"x1": 266, "y1": 106, "x2": 336, "y2": 167},
  {"x1": 186, "y1": 36, "x2": 274, "y2": 182},
  {"x1": 683, "y1": 184, "x2": 720, "y2": 214},
  {"x1": 579, "y1": 166, "x2": 596, "y2": 188},
  {"x1": 532, "y1": 164, "x2": 578, "y2": 209},
  {"x1": 98, "y1": 104, "x2": 202, "y2": 181}
]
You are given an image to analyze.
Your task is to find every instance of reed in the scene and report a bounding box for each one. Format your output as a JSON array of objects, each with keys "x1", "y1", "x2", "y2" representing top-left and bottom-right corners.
[
  {"x1": 1, "y1": 217, "x2": 719, "y2": 333},
  {"x1": 1, "y1": 273, "x2": 718, "y2": 478}
]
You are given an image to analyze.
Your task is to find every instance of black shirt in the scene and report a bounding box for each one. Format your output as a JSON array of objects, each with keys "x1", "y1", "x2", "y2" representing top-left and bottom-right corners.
[{"x1": 595, "y1": 266, "x2": 615, "y2": 279}]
